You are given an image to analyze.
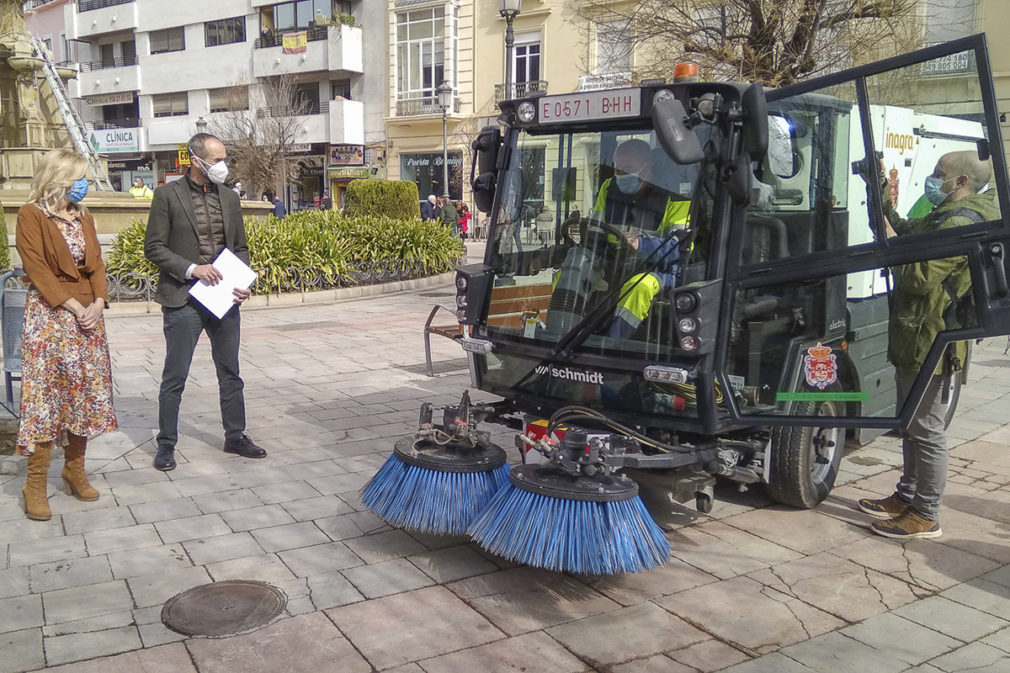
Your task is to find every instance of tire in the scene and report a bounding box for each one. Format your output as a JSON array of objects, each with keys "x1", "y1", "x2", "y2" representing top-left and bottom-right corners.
[
  {"x1": 941, "y1": 372, "x2": 962, "y2": 430},
  {"x1": 767, "y1": 400, "x2": 843, "y2": 508}
]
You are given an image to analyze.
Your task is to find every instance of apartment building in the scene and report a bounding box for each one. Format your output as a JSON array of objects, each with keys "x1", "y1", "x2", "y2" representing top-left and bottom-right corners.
[
  {"x1": 383, "y1": 0, "x2": 637, "y2": 205},
  {"x1": 26, "y1": 0, "x2": 385, "y2": 207}
]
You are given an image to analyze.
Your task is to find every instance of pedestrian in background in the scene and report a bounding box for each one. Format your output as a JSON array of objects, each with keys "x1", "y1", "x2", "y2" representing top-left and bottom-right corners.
[
  {"x1": 439, "y1": 194, "x2": 458, "y2": 235},
  {"x1": 144, "y1": 132, "x2": 266, "y2": 472},
  {"x1": 129, "y1": 176, "x2": 153, "y2": 200},
  {"x1": 421, "y1": 194, "x2": 436, "y2": 221},
  {"x1": 457, "y1": 202, "x2": 470, "y2": 240},
  {"x1": 272, "y1": 194, "x2": 287, "y2": 218},
  {"x1": 15, "y1": 148, "x2": 118, "y2": 521}
]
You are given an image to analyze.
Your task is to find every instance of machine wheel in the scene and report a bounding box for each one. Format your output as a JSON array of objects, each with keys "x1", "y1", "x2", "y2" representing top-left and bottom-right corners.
[
  {"x1": 695, "y1": 492, "x2": 714, "y2": 514},
  {"x1": 941, "y1": 372, "x2": 963, "y2": 430},
  {"x1": 767, "y1": 400, "x2": 843, "y2": 509}
]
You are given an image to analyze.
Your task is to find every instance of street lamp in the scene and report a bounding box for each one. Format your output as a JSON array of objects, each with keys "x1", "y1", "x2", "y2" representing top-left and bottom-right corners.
[
  {"x1": 436, "y1": 80, "x2": 454, "y2": 198},
  {"x1": 499, "y1": 0, "x2": 521, "y2": 100},
  {"x1": 195, "y1": 116, "x2": 208, "y2": 134}
]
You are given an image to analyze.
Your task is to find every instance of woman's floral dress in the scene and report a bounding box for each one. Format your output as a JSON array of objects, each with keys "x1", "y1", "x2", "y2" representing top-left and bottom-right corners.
[{"x1": 17, "y1": 212, "x2": 118, "y2": 454}]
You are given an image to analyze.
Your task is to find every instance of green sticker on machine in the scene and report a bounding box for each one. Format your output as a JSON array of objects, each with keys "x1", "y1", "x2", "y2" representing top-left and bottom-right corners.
[{"x1": 776, "y1": 392, "x2": 870, "y2": 402}]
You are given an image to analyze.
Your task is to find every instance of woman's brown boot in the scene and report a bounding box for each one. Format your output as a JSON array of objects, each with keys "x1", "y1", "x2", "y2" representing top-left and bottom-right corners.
[
  {"x1": 62, "y1": 434, "x2": 99, "y2": 502},
  {"x1": 23, "y1": 442, "x2": 52, "y2": 521}
]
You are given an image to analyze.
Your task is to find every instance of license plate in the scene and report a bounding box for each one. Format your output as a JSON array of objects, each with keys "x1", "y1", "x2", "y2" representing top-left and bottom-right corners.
[{"x1": 538, "y1": 89, "x2": 641, "y2": 124}]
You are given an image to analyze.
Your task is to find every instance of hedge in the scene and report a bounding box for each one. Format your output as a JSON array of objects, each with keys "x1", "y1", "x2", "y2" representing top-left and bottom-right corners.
[
  {"x1": 343, "y1": 179, "x2": 420, "y2": 220},
  {"x1": 106, "y1": 211, "x2": 463, "y2": 294}
]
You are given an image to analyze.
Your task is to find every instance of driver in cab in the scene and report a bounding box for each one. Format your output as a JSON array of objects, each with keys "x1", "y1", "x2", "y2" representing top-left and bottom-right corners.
[{"x1": 594, "y1": 138, "x2": 690, "y2": 338}]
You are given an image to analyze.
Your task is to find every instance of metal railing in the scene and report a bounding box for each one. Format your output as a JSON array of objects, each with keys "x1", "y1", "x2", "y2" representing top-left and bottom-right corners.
[
  {"x1": 395, "y1": 97, "x2": 461, "y2": 117},
  {"x1": 494, "y1": 80, "x2": 548, "y2": 103},
  {"x1": 79, "y1": 55, "x2": 137, "y2": 72},
  {"x1": 84, "y1": 118, "x2": 139, "y2": 130},
  {"x1": 103, "y1": 258, "x2": 461, "y2": 301},
  {"x1": 254, "y1": 24, "x2": 328, "y2": 49},
  {"x1": 257, "y1": 101, "x2": 329, "y2": 118},
  {"x1": 79, "y1": 0, "x2": 132, "y2": 12}
]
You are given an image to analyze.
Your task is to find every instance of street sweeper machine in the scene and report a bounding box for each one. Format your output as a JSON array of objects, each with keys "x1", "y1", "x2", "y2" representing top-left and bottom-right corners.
[{"x1": 363, "y1": 35, "x2": 1010, "y2": 575}]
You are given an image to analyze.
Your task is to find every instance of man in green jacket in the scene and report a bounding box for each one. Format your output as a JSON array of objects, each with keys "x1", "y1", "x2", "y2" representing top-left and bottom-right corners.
[
  {"x1": 439, "y1": 195, "x2": 459, "y2": 235},
  {"x1": 859, "y1": 150, "x2": 999, "y2": 540}
]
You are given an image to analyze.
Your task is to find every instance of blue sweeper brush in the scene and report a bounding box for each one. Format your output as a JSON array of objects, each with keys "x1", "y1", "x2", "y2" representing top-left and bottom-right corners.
[
  {"x1": 468, "y1": 428, "x2": 670, "y2": 575},
  {"x1": 361, "y1": 392, "x2": 510, "y2": 535}
]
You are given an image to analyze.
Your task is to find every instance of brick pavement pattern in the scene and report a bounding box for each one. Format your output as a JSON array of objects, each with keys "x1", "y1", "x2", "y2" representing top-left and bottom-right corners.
[{"x1": 2, "y1": 271, "x2": 1010, "y2": 672}]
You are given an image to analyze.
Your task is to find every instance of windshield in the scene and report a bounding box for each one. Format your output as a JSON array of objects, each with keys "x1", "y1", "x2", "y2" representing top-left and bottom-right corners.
[{"x1": 484, "y1": 126, "x2": 717, "y2": 361}]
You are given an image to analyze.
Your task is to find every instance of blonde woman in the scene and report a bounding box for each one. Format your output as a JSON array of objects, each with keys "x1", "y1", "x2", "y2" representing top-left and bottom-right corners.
[{"x1": 15, "y1": 149, "x2": 117, "y2": 521}]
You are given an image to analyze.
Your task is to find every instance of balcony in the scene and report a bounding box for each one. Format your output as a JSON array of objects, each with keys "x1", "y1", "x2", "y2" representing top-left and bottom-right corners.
[
  {"x1": 84, "y1": 118, "x2": 140, "y2": 130},
  {"x1": 79, "y1": 0, "x2": 131, "y2": 10},
  {"x1": 251, "y1": 100, "x2": 364, "y2": 145},
  {"x1": 494, "y1": 80, "x2": 548, "y2": 103},
  {"x1": 76, "y1": 0, "x2": 137, "y2": 38},
  {"x1": 328, "y1": 98, "x2": 363, "y2": 145},
  {"x1": 78, "y1": 59, "x2": 139, "y2": 97},
  {"x1": 79, "y1": 55, "x2": 136, "y2": 72},
  {"x1": 252, "y1": 24, "x2": 363, "y2": 78},
  {"x1": 395, "y1": 97, "x2": 461, "y2": 117}
]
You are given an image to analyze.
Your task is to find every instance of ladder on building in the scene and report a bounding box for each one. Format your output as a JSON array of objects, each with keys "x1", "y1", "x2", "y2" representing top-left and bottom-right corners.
[{"x1": 28, "y1": 33, "x2": 113, "y2": 191}]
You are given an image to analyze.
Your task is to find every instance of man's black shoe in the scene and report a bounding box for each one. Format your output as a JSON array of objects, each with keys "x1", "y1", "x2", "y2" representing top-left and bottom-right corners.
[
  {"x1": 224, "y1": 435, "x2": 267, "y2": 459},
  {"x1": 154, "y1": 445, "x2": 176, "y2": 471}
]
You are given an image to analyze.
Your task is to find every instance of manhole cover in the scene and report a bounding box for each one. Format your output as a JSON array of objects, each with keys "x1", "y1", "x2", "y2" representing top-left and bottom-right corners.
[{"x1": 161, "y1": 580, "x2": 286, "y2": 637}]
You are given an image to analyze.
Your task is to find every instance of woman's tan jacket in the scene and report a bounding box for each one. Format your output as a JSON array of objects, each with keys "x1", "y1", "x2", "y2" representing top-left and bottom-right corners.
[{"x1": 16, "y1": 203, "x2": 110, "y2": 309}]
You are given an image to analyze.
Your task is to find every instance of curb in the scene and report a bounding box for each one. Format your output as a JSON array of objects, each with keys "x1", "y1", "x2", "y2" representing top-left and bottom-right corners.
[{"x1": 104, "y1": 272, "x2": 457, "y2": 316}]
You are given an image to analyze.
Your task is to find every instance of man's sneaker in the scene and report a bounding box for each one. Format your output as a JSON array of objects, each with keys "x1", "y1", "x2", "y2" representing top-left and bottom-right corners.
[
  {"x1": 858, "y1": 493, "x2": 908, "y2": 520},
  {"x1": 871, "y1": 510, "x2": 941, "y2": 540},
  {"x1": 223, "y1": 435, "x2": 267, "y2": 459},
  {"x1": 154, "y1": 445, "x2": 176, "y2": 471}
]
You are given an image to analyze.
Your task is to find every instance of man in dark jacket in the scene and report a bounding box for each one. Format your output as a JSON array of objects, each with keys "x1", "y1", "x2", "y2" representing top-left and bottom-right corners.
[
  {"x1": 272, "y1": 195, "x2": 287, "y2": 218},
  {"x1": 420, "y1": 194, "x2": 436, "y2": 220},
  {"x1": 859, "y1": 150, "x2": 998, "y2": 540},
  {"x1": 144, "y1": 133, "x2": 267, "y2": 471}
]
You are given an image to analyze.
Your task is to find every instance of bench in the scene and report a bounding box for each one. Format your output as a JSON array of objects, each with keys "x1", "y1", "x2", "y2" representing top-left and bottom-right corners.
[{"x1": 423, "y1": 281, "x2": 554, "y2": 376}]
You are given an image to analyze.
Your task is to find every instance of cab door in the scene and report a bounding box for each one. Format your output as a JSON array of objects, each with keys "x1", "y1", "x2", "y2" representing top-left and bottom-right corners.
[{"x1": 720, "y1": 34, "x2": 1010, "y2": 431}]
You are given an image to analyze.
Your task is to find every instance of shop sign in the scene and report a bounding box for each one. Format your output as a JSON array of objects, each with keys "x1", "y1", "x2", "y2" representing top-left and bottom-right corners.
[
  {"x1": 177, "y1": 143, "x2": 190, "y2": 166},
  {"x1": 89, "y1": 127, "x2": 140, "y2": 154},
  {"x1": 329, "y1": 144, "x2": 364, "y2": 165},
  {"x1": 107, "y1": 160, "x2": 151, "y2": 170},
  {"x1": 403, "y1": 153, "x2": 463, "y2": 168},
  {"x1": 328, "y1": 167, "x2": 371, "y2": 179},
  {"x1": 84, "y1": 92, "x2": 134, "y2": 107},
  {"x1": 290, "y1": 143, "x2": 313, "y2": 154}
]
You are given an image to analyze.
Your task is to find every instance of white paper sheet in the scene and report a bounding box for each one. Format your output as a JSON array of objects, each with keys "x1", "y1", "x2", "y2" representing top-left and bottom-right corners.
[{"x1": 187, "y1": 248, "x2": 257, "y2": 319}]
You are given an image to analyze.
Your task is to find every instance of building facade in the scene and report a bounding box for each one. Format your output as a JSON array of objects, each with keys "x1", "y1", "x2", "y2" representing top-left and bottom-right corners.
[{"x1": 26, "y1": 0, "x2": 385, "y2": 208}]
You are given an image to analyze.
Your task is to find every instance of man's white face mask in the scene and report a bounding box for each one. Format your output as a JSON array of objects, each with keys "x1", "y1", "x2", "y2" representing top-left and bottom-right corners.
[{"x1": 194, "y1": 154, "x2": 229, "y2": 185}]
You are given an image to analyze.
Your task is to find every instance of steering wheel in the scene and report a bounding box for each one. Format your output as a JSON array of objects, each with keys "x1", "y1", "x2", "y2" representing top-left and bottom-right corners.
[{"x1": 585, "y1": 219, "x2": 638, "y2": 252}]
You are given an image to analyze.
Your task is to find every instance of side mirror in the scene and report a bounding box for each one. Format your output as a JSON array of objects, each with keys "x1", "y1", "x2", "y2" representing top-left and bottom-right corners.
[
  {"x1": 652, "y1": 98, "x2": 704, "y2": 165},
  {"x1": 470, "y1": 126, "x2": 503, "y2": 214},
  {"x1": 742, "y1": 83, "x2": 769, "y2": 161}
]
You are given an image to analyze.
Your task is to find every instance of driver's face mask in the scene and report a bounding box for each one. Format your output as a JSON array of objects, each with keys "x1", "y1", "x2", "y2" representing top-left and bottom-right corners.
[{"x1": 615, "y1": 172, "x2": 643, "y2": 194}]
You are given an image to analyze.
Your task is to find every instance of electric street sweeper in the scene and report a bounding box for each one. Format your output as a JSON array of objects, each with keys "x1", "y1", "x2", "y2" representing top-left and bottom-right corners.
[{"x1": 363, "y1": 35, "x2": 1010, "y2": 575}]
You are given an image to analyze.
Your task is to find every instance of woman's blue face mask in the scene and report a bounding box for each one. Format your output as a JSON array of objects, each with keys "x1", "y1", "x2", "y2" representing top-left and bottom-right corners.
[{"x1": 67, "y1": 178, "x2": 89, "y2": 204}]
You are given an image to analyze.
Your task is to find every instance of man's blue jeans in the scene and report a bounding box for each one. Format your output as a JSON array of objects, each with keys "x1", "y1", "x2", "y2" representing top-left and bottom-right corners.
[{"x1": 895, "y1": 369, "x2": 949, "y2": 521}]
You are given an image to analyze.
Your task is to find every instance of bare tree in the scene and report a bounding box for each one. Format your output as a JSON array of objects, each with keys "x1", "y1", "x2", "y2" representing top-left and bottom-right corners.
[
  {"x1": 210, "y1": 74, "x2": 311, "y2": 199},
  {"x1": 571, "y1": 0, "x2": 927, "y2": 87}
]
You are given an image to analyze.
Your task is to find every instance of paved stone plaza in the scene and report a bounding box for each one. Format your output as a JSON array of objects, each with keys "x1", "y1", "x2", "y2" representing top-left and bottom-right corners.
[{"x1": 2, "y1": 264, "x2": 1010, "y2": 672}]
